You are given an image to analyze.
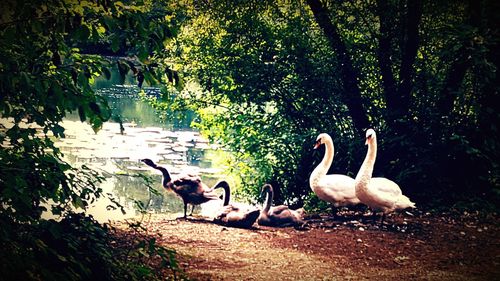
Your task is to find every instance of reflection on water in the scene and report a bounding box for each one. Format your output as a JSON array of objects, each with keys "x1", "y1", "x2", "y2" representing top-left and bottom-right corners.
[
  {"x1": 66, "y1": 85, "x2": 196, "y2": 130},
  {"x1": 55, "y1": 86, "x2": 226, "y2": 222}
]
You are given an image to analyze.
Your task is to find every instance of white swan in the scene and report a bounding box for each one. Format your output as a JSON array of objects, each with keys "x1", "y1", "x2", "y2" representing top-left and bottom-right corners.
[
  {"x1": 213, "y1": 181, "x2": 260, "y2": 229},
  {"x1": 257, "y1": 184, "x2": 305, "y2": 227},
  {"x1": 309, "y1": 133, "x2": 360, "y2": 213},
  {"x1": 354, "y1": 129, "x2": 415, "y2": 223}
]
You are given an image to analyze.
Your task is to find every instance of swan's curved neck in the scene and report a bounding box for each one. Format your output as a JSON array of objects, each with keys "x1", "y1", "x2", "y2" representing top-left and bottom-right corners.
[
  {"x1": 263, "y1": 189, "x2": 273, "y2": 213},
  {"x1": 213, "y1": 181, "x2": 231, "y2": 205},
  {"x1": 222, "y1": 184, "x2": 230, "y2": 206},
  {"x1": 355, "y1": 139, "x2": 377, "y2": 188},
  {"x1": 154, "y1": 166, "x2": 172, "y2": 188},
  {"x1": 313, "y1": 137, "x2": 334, "y2": 177}
]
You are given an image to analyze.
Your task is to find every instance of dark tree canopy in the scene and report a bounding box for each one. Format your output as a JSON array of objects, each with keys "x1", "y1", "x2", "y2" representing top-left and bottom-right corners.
[
  {"x1": 0, "y1": 0, "x2": 499, "y2": 278},
  {"x1": 156, "y1": 0, "x2": 499, "y2": 208}
]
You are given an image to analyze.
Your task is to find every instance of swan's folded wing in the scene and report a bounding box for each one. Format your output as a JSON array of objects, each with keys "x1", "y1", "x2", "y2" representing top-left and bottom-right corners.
[
  {"x1": 365, "y1": 180, "x2": 406, "y2": 211},
  {"x1": 232, "y1": 201, "x2": 259, "y2": 213},
  {"x1": 271, "y1": 208, "x2": 304, "y2": 225},
  {"x1": 172, "y1": 177, "x2": 201, "y2": 193},
  {"x1": 365, "y1": 190, "x2": 397, "y2": 211},
  {"x1": 174, "y1": 175, "x2": 202, "y2": 184},
  {"x1": 317, "y1": 174, "x2": 357, "y2": 202},
  {"x1": 270, "y1": 205, "x2": 290, "y2": 216},
  {"x1": 318, "y1": 174, "x2": 355, "y2": 190},
  {"x1": 370, "y1": 177, "x2": 402, "y2": 197},
  {"x1": 215, "y1": 205, "x2": 236, "y2": 218}
]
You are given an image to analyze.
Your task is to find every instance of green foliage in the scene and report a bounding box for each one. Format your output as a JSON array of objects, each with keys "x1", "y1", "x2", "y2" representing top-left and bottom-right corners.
[
  {"x1": 0, "y1": 213, "x2": 114, "y2": 281},
  {"x1": 155, "y1": 1, "x2": 359, "y2": 205},
  {"x1": 0, "y1": 0, "x2": 185, "y2": 279},
  {"x1": 0, "y1": 212, "x2": 182, "y2": 281},
  {"x1": 303, "y1": 191, "x2": 332, "y2": 214},
  {"x1": 155, "y1": 0, "x2": 499, "y2": 209}
]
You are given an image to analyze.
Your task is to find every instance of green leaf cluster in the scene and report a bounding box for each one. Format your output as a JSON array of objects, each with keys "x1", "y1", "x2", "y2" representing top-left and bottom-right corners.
[
  {"x1": 0, "y1": 0, "x2": 185, "y2": 279},
  {"x1": 0, "y1": 212, "x2": 182, "y2": 281},
  {"x1": 156, "y1": 0, "x2": 500, "y2": 209}
]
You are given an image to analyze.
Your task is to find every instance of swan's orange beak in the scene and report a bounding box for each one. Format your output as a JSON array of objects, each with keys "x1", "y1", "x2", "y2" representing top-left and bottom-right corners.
[
  {"x1": 313, "y1": 140, "x2": 321, "y2": 149},
  {"x1": 365, "y1": 134, "x2": 372, "y2": 145}
]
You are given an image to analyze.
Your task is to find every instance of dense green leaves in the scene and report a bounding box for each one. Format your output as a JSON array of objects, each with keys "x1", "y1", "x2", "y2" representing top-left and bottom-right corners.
[
  {"x1": 157, "y1": 1, "x2": 364, "y2": 204},
  {"x1": 0, "y1": 0, "x2": 183, "y2": 279},
  {"x1": 156, "y1": 0, "x2": 499, "y2": 209},
  {"x1": 0, "y1": 0, "x2": 498, "y2": 278},
  {"x1": 0, "y1": 0, "x2": 176, "y2": 221},
  {"x1": 0, "y1": 213, "x2": 181, "y2": 281}
]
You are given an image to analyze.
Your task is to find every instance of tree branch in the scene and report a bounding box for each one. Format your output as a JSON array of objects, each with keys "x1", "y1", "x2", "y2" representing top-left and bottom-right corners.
[
  {"x1": 376, "y1": 0, "x2": 398, "y2": 115},
  {"x1": 396, "y1": 0, "x2": 423, "y2": 118},
  {"x1": 437, "y1": 0, "x2": 481, "y2": 114},
  {"x1": 306, "y1": 0, "x2": 370, "y2": 135}
]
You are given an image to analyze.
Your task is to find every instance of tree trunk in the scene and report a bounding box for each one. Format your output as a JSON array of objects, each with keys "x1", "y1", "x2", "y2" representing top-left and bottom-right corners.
[
  {"x1": 375, "y1": 0, "x2": 422, "y2": 126},
  {"x1": 306, "y1": 0, "x2": 370, "y2": 135},
  {"x1": 393, "y1": 0, "x2": 423, "y2": 120},
  {"x1": 437, "y1": 0, "x2": 481, "y2": 114},
  {"x1": 374, "y1": 0, "x2": 423, "y2": 180},
  {"x1": 437, "y1": 58, "x2": 469, "y2": 114},
  {"x1": 376, "y1": 0, "x2": 398, "y2": 116},
  {"x1": 476, "y1": 0, "x2": 499, "y2": 137}
]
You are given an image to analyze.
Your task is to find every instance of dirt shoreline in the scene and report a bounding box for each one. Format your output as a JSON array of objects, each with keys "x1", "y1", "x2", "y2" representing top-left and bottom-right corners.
[{"x1": 119, "y1": 211, "x2": 500, "y2": 280}]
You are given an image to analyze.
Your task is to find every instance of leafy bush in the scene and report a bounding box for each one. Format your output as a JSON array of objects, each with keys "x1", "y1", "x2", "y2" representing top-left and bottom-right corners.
[
  {"x1": 0, "y1": 0, "x2": 186, "y2": 279},
  {"x1": 154, "y1": 0, "x2": 499, "y2": 210},
  {"x1": 0, "y1": 212, "x2": 182, "y2": 281}
]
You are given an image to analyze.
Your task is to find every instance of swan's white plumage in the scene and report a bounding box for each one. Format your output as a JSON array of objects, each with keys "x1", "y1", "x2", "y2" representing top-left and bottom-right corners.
[
  {"x1": 355, "y1": 129, "x2": 415, "y2": 214},
  {"x1": 309, "y1": 133, "x2": 360, "y2": 207}
]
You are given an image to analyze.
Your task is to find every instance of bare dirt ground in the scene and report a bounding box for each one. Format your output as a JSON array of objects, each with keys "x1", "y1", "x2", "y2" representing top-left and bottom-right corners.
[{"x1": 123, "y1": 210, "x2": 500, "y2": 280}]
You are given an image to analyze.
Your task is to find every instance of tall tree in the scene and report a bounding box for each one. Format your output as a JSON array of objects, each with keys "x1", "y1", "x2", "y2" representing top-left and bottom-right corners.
[
  {"x1": 394, "y1": 0, "x2": 423, "y2": 120},
  {"x1": 306, "y1": 0, "x2": 370, "y2": 135},
  {"x1": 159, "y1": 0, "x2": 499, "y2": 207},
  {"x1": 437, "y1": 0, "x2": 483, "y2": 114}
]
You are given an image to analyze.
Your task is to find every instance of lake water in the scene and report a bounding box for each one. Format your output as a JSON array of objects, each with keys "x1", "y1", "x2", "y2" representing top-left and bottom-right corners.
[{"x1": 56, "y1": 84, "x2": 227, "y2": 222}]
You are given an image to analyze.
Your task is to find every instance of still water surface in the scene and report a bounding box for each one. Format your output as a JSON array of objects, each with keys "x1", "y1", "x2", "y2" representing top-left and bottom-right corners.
[{"x1": 57, "y1": 85, "x2": 226, "y2": 222}]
